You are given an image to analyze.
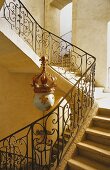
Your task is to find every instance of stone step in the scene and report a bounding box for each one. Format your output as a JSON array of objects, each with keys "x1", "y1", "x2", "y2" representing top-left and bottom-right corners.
[
  {"x1": 52, "y1": 66, "x2": 81, "y2": 82},
  {"x1": 92, "y1": 115, "x2": 110, "y2": 129},
  {"x1": 67, "y1": 155, "x2": 109, "y2": 170},
  {"x1": 77, "y1": 140, "x2": 110, "y2": 166},
  {"x1": 86, "y1": 127, "x2": 110, "y2": 146},
  {"x1": 98, "y1": 108, "x2": 110, "y2": 118}
]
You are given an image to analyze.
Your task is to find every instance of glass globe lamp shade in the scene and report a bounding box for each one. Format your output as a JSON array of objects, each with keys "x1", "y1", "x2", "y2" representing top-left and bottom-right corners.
[
  {"x1": 32, "y1": 56, "x2": 56, "y2": 112},
  {"x1": 33, "y1": 92, "x2": 55, "y2": 112}
]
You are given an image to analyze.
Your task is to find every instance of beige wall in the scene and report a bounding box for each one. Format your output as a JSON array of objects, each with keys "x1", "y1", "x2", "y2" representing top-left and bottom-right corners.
[
  {"x1": 21, "y1": 0, "x2": 44, "y2": 27},
  {"x1": 20, "y1": 0, "x2": 60, "y2": 35},
  {"x1": 0, "y1": 65, "x2": 64, "y2": 139},
  {"x1": 72, "y1": 0, "x2": 110, "y2": 87},
  {"x1": 45, "y1": 0, "x2": 60, "y2": 35},
  {"x1": 0, "y1": 66, "x2": 43, "y2": 139},
  {"x1": 0, "y1": 0, "x2": 68, "y2": 141}
]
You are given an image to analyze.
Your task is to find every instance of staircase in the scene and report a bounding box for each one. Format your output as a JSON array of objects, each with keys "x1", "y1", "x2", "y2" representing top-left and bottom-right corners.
[
  {"x1": 68, "y1": 108, "x2": 110, "y2": 170},
  {"x1": 0, "y1": 0, "x2": 96, "y2": 169}
]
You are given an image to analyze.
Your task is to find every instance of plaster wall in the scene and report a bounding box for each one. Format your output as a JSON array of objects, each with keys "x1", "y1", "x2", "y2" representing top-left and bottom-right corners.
[
  {"x1": 0, "y1": 64, "x2": 66, "y2": 140},
  {"x1": 45, "y1": 0, "x2": 60, "y2": 35},
  {"x1": 0, "y1": 66, "x2": 43, "y2": 139},
  {"x1": 20, "y1": 0, "x2": 44, "y2": 27},
  {"x1": 0, "y1": 65, "x2": 65, "y2": 140},
  {"x1": 20, "y1": 0, "x2": 60, "y2": 36},
  {"x1": 72, "y1": 0, "x2": 110, "y2": 87}
]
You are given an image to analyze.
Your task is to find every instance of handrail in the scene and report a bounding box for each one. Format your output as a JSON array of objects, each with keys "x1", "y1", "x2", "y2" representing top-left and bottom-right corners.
[
  {"x1": 61, "y1": 31, "x2": 72, "y2": 37},
  {"x1": 0, "y1": 0, "x2": 96, "y2": 169},
  {"x1": 0, "y1": 0, "x2": 95, "y2": 58},
  {"x1": 11, "y1": 0, "x2": 94, "y2": 57},
  {"x1": 0, "y1": 59, "x2": 95, "y2": 143}
]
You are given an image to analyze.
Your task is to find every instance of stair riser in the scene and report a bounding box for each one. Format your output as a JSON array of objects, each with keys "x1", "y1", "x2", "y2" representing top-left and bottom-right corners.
[
  {"x1": 98, "y1": 114, "x2": 110, "y2": 118},
  {"x1": 86, "y1": 133, "x2": 110, "y2": 146},
  {"x1": 78, "y1": 147, "x2": 110, "y2": 166},
  {"x1": 92, "y1": 119, "x2": 110, "y2": 129},
  {"x1": 68, "y1": 163, "x2": 86, "y2": 170},
  {"x1": 98, "y1": 109, "x2": 110, "y2": 117}
]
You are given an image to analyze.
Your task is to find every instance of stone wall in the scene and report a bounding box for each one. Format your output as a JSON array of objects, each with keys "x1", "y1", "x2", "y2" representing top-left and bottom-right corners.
[
  {"x1": 72, "y1": 0, "x2": 110, "y2": 87},
  {"x1": 45, "y1": 0, "x2": 60, "y2": 35}
]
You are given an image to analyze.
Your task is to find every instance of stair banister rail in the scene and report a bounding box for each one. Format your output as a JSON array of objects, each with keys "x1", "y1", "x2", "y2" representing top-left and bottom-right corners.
[
  {"x1": 0, "y1": 61, "x2": 95, "y2": 144},
  {"x1": 0, "y1": 0, "x2": 96, "y2": 169},
  {"x1": 0, "y1": 60, "x2": 95, "y2": 169},
  {"x1": 1, "y1": 0, "x2": 95, "y2": 81}
]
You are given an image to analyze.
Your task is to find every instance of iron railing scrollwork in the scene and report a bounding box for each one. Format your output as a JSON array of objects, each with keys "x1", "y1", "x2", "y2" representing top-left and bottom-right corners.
[{"x1": 0, "y1": 0, "x2": 96, "y2": 169}]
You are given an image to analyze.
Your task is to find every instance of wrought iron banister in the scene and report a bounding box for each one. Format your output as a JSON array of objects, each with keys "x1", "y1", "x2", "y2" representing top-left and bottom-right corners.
[
  {"x1": 0, "y1": 59, "x2": 95, "y2": 144},
  {"x1": 0, "y1": 0, "x2": 96, "y2": 169},
  {"x1": 0, "y1": 61, "x2": 95, "y2": 169}
]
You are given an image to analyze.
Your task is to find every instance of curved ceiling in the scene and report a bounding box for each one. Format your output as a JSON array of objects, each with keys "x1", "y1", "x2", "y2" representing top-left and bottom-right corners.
[{"x1": 50, "y1": 0, "x2": 72, "y2": 10}]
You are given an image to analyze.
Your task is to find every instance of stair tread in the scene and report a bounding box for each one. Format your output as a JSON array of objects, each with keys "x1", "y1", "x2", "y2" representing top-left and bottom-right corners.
[
  {"x1": 86, "y1": 127, "x2": 110, "y2": 137},
  {"x1": 93, "y1": 115, "x2": 110, "y2": 121},
  {"x1": 52, "y1": 66, "x2": 80, "y2": 81},
  {"x1": 68, "y1": 156, "x2": 110, "y2": 170},
  {"x1": 99, "y1": 108, "x2": 110, "y2": 113},
  {"x1": 78, "y1": 140, "x2": 110, "y2": 156}
]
